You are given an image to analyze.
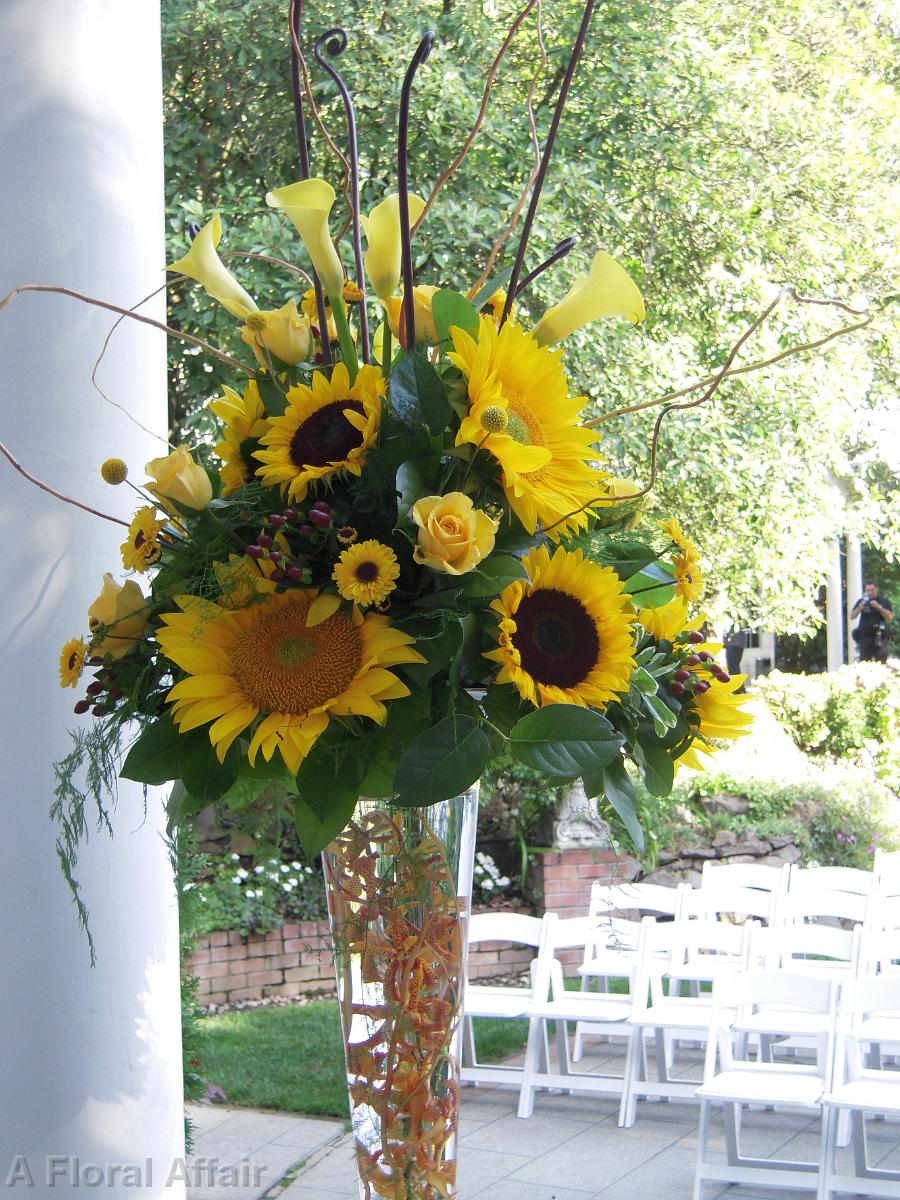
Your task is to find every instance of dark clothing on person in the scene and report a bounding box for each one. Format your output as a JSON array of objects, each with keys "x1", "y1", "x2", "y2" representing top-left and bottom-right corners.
[
  {"x1": 724, "y1": 630, "x2": 746, "y2": 676},
  {"x1": 855, "y1": 595, "x2": 893, "y2": 662}
]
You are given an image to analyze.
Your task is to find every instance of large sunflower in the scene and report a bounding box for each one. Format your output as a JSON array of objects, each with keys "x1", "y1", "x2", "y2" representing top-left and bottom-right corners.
[
  {"x1": 254, "y1": 363, "x2": 383, "y2": 502},
  {"x1": 156, "y1": 589, "x2": 423, "y2": 772},
  {"x1": 449, "y1": 316, "x2": 606, "y2": 539},
  {"x1": 678, "y1": 673, "x2": 752, "y2": 770},
  {"x1": 209, "y1": 380, "x2": 269, "y2": 496},
  {"x1": 485, "y1": 544, "x2": 636, "y2": 708}
]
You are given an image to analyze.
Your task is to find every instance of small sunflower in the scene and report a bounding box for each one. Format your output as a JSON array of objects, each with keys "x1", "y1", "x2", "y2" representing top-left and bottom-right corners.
[
  {"x1": 333, "y1": 540, "x2": 400, "y2": 607},
  {"x1": 449, "y1": 316, "x2": 606, "y2": 539},
  {"x1": 486, "y1": 544, "x2": 636, "y2": 708},
  {"x1": 674, "y1": 551, "x2": 704, "y2": 604},
  {"x1": 678, "y1": 673, "x2": 752, "y2": 770},
  {"x1": 254, "y1": 363, "x2": 384, "y2": 503},
  {"x1": 157, "y1": 590, "x2": 424, "y2": 772},
  {"x1": 58, "y1": 637, "x2": 87, "y2": 688},
  {"x1": 481, "y1": 289, "x2": 512, "y2": 325},
  {"x1": 209, "y1": 381, "x2": 269, "y2": 496},
  {"x1": 301, "y1": 287, "x2": 337, "y2": 340},
  {"x1": 337, "y1": 525, "x2": 358, "y2": 546},
  {"x1": 658, "y1": 516, "x2": 698, "y2": 559},
  {"x1": 121, "y1": 506, "x2": 166, "y2": 573}
]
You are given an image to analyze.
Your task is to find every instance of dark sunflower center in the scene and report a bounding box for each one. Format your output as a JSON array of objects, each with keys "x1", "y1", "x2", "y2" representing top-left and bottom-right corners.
[
  {"x1": 134, "y1": 531, "x2": 146, "y2": 548},
  {"x1": 511, "y1": 588, "x2": 600, "y2": 689},
  {"x1": 354, "y1": 561, "x2": 379, "y2": 583},
  {"x1": 289, "y1": 400, "x2": 365, "y2": 468}
]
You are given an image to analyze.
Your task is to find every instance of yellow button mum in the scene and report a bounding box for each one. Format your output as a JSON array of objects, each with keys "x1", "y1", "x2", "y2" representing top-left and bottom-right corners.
[
  {"x1": 486, "y1": 544, "x2": 636, "y2": 709},
  {"x1": 333, "y1": 540, "x2": 400, "y2": 607},
  {"x1": 121, "y1": 506, "x2": 166, "y2": 573},
  {"x1": 157, "y1": 590, "x2": 425, "y2": 773},
  {"x1": 58, "y1": 637, "x2": 86, "y2": 688}
]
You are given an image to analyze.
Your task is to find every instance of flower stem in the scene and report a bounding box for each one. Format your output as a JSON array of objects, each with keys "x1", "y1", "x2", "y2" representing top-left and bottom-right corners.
[
  {"x1": 382, "y1": 321, "x2": 393, "y2": 380},
  {"x1": 329, "y1": 294, "x2": 359, "y2": 383}
]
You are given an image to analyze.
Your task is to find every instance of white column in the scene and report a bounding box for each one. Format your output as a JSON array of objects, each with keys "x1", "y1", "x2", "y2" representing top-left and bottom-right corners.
[
  {"x1": 0, "y1": 4, "x2": 185, "y2": 1195},
  {"x1": 825, "y1": 538, "x2": 844, "y2": 672},
  {"x1": 846, "y1": 535, "x2": 863, "y2": 663}
]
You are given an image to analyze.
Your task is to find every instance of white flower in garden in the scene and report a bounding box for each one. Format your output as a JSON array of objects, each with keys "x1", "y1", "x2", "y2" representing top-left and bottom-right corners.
[
  {"x1": 288, "y1": 877, "x2": 298, "y2": 886},
  {"x1": 182, "y1": 882, "x2": 195, "y2": 892},
  {"x1": 280, "y1": 864, "x2": 290, "y2": 873},
  {"x1": 231, "y1": 874, "x2": 243, "y2": 885},
  {"x1": 231, "y1": 853, "x2": 240, "y2": 862},
  {"x1": 236, "y1": 867, "x2": 248, "y2": 880},
  {"x1": 304, "y1": 866, "x2": 313, "y2": 875},
  {"x1": 291, "y1": 861, "x2": 302, "y2": 870},
  {"x1": 283, "y1": 882, "x2": 294, "y2": 892},
  {"x1": 254, "y1": 865, "x2": 264, "y2": 874}
]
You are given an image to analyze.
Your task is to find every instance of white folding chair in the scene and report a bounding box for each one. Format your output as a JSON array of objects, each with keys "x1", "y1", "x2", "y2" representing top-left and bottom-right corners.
[
  {"x1": 683, "y1": 881, "x2": 778, "y2": 927},
  {"x1": 701, "y1": 859, "x2": 791, "y2": 901},
  {"x1": 692, "y1": 971, "x2": 836, "y2": 1200},
  {"x1": 517, "y1": 913, "x2": 637, "y2": 1118},
  {"x1": 788, "y1": 864, "x2": 874, "y2": 902},
  {"x1": 775, "y1": 884, "x2": 871, "y2": 929},
  {"x1": 874, "y1": 849, "x2": 900, "y2": 897},
  {"x1": 819, "y1": 975, "x2": 900, "y2": 1200},
  {"x1": 462, "y1": 912, "x2": 546, "y2": 1086},
  {"x1": 618, "y1": 916, "x2": 754, "y2": 1127}
]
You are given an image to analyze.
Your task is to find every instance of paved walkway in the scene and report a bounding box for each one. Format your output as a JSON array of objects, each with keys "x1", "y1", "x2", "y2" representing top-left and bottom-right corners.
[{"x1": 187, "y1": 1043, "x2": 900, "y2": 1200}]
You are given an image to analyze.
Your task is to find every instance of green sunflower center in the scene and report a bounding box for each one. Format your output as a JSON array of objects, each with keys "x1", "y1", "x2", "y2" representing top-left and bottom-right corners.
[
  {"x1": 231, "y1": 604, "x2": 362, "y2": 714},
  {"x1": 511, "y1": 587, "x2": 600, "y2": 689},
  {"x1": 290, "y1": 399, "x2": 365, "y2": 468}
]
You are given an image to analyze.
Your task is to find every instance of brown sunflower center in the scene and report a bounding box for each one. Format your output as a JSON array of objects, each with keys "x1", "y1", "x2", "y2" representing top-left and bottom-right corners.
[
  {"x1": 67, "y1": 652, "x2": 79, "y2": 670},
  {"x1": 289, "y1": 400, "x2": 365, "y2": 468},
  {"x1": 511, "y1": 588, "x2": 600, "y2": 689},
  {"x1": 231, "y1": 603, "x2": 362, "y2": 714},
  {"x1": 354, "y1": 561, "x2": 379, "y2": 583}
]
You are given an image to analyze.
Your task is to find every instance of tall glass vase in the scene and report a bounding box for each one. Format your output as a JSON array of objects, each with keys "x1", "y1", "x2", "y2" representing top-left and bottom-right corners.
[{"x1": 323, "y1": 787, "x2": 479, "y2": 1200}]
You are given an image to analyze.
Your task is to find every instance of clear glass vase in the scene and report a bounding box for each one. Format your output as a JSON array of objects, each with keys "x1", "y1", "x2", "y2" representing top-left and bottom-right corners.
[{"x1": 323, "y1": 787, "x2": 479, "y2": 1200}]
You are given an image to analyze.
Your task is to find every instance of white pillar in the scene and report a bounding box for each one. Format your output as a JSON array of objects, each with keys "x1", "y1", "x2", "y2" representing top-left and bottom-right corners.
[
  {"x1": 846, "y1": 535, "x2": 863, "y2": 663},
  {"x1": 0, "y1": 4, "x2": 185, "y2": 1195},
  {"x1": 825, "y1": 538, "x2": 844, "y2": 672}
]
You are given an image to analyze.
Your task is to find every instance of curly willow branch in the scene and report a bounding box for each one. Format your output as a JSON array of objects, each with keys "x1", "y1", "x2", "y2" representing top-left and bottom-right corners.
[
  {"x1": 543, "y1": 288, "x2": 870, "y2": 532},
  {"x1": 411, "y1": 0, "x2": 540, "y2": 238},
  {"x1": 0, "y1": 438, "x2": 129, "y2": 527}
]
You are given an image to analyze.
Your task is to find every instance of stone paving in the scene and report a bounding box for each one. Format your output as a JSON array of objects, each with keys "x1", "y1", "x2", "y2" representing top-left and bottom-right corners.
[{"x1": 186, "y1": 1043, "x2": 900, "y2": 1200}]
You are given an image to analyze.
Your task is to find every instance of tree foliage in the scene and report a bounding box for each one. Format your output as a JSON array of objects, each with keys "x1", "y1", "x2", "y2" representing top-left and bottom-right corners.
[{"x1": 161, "y1": 0, "x2": 899, "y2": 634}]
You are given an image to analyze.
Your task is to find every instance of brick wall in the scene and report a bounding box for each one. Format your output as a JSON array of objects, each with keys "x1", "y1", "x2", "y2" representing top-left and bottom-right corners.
[
  {"x1": 538, "y1": 847, "x2": 638, "y2": 919},
  {"x1": 188, "y1": 912, "x2": 536, "y2": 1008}
]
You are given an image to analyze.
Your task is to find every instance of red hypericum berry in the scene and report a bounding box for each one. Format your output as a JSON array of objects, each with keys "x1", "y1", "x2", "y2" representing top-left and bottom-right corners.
[
  {"x1": 314, "y1": 350, "x2": 326, "y2": 365},
  {"x1": 269, "y1": 513, "x2": 286, "y2": 527},
  {"x1": 86, "y1": 681, "x2": 103, "y2": 696},
  {"x1": 309, "y1": 509, "x2": 331, "y2": 528},
  {"x1": 257, "y1": 533, "x2": 273, "y2": 548},
  {"x1": 671, "y1": 682, "x2": 686, "y2": 696},
  {"x1": 92, "y1": 704, "x2": 107, "y2": 717},
  {"x1": 673, "y1": 668, "x2": 690, "y2": 682},
  {"x1": 697, "y1": 650, "x2": 714, "y2": 662},
  {"x1": 686, "y1": 630, "x2": 705, "y2": 644},
  {"x1": 74, "y1": 700, "x2": 91, "y2": 715},
  {"x1": 286, "y1": 565, "x2": 303, "y2": 581},
  {"x1": 269, "y1": 568, "x2": 286, "y2": 582},
  {"x1": 282, "y1": 507, "x2": 299, "y2": 523},
  {"x1": 88, "y1": 656, "x2": 103, "y2": 665},
  {"x1": 268, "y1": 550, "x2": 283, "y2": 563},
  {"x1": 310, "y1": 500, "x2": 331, "y2": 516},
  {"x1": 299, "y1": 524, "x2": 315, "y2": 537},
  {"x1": 108, "y1": 688, "x2": 124, "y2": 700},
  {"x1": 685, "y1": 654, "x2": 701, "y2": 666},
  {"x1": 714, "y1": 669, "x2": 731, "y2": 683},
  {"x1": 246, "y1": 544, "x2": 263, "y2": 559},
  {"x1": 694, "y1": 679, "x2": 711, "y2": 694}
]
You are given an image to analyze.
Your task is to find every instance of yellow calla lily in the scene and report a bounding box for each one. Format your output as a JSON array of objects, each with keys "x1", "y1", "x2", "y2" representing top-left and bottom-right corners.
[
  {"x1": 240, "y1": 300, "x2": 311, "y2": 367},
  {"x1": 266, "y1": 179, "x2": 345, "y2": 300},
  {"x1": 168, "y1": 214, "x2": 257, "y2": 320},
  {"x1": 532, "y1": 251, "x2": 645, "y2": 346},
  {"x1": 360, "y1": 193, "x2": 426, "y2": 300}
]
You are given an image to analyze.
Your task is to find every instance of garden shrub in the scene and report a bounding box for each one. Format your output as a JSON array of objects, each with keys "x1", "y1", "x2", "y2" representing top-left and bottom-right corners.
[{"x1": 181, "y1": 851, "x2": 329, "y2": 938}]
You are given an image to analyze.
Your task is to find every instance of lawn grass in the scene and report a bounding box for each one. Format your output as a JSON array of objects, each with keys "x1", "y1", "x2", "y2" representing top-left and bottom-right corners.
[{"x1": 195, "y1": 1001, "x2": 531, "y2": 1116}]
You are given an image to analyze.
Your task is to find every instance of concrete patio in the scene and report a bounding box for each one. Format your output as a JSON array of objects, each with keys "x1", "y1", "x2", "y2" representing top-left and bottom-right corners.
[{"x1": 186, "y1": 1042, "x2": 900, "y2": 1200}]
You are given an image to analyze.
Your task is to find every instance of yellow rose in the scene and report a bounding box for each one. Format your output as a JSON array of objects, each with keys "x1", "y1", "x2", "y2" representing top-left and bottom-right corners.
[
  {"x1": 145, "y1": 446, "x2": 212, "y2": 513},
  {"x1": 412, "y1": 492, "x2": 497, "y2": 576},
  {"x1": 87, "y1": 574, "x2": 149, "y2": 660},
  {"x1": 382, "y1": 285, "x2": 439, "y2": 347},
  {"x1": 240, "y1": 300, "x2": 311, "y2": 367}
]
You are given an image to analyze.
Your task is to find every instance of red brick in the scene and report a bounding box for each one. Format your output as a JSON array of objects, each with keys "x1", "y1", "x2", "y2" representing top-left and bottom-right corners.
[
  {"x1": 264, "y1": 930, "x2": 282, "y2": 946},
  {"x1": 194, "y1": 978, "x2": 211, "y2": 995},
  {"x1": 283, "y1": 938, "x2": 307, "y2": 955},
  {"x1": 284, "y1": 965, "x2": 326, "y2": 983},
  {"x1": 210, "y1": 944, "x2": 241, "y2": 963},
  {"x1": 282, "y1": 922, "x2": 301, "y2": 939},
  {"x1": 246, "y1": 940, "x2": 269, "y2": 958},
  {"x1": 246, "y1": 969, "x2": 283, "y2": 988},
  {"x1": 190, "y1": 962, "x2": 221, "y2": 981},
  {"x1": 209, "y1": 931, "x2": 228, "y2": 947},
  {"x1": 188, "y1": 948, "x2": 211, "y2": 966},
  {"x1": 210, "y1": 973, "x2": 243, "y2": 991},
  {"x1": 204, "y1": 991, "x2": 227, "y2": 1006},
  {"x1": 228, "y1": 930, "x2": 245, "y2": 946},
  {"x1": 222, "y1": 987, "x2": 259, "y2": 1003}
]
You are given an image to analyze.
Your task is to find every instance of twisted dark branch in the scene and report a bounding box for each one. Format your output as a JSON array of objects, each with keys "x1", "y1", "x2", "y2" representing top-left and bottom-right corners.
[
  {"x1": 314, "y1": 28, "x2": 370, "y2": 363},
  {"x1": 398, "y1": 32, "x2": 435, "y2": 349},
  {"x1": 514, "y1": 235, "x2": 578, "y2": 299},
  {"x1": 500, "y1": 0, "x2": 596, "y2": 326}
]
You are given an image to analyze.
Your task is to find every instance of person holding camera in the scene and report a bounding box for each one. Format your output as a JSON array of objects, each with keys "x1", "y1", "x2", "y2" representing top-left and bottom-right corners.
[{"x1": 851, "y1": 581, "x2": 894, "y2": 661}]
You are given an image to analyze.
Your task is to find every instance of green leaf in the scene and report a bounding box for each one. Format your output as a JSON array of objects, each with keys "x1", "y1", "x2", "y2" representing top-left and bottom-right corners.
[
  {"x1": 590, "y1": 758, "x2": 644, "y2": 852},
  {"x1": 256, "y1": 373, "x2": 288, "y2": 418},
  {"x1": 633, "y1": 742, "x2": 675, "y2": 797},
  {"x1": 479, "y1": 683, "x2": 527, "y2": 736},
  {"x1": 431, "y1": 288, "x2": 480, "y2": 346},
  {"x1": 395, "y1": 458, "x2": 428, "y2": 517},
  {"x1": 165, "y1": 780, "x2": 210, "y2": 833},
  {"x1": 631, "y1": 666, "x2": 660, "y2": 696},
  {"x1": 393, "y1": 714, "x2": 491, "y2": 807},
  {"x1": 460, "y1": 553, "x2": 528, "y2": 598},
  {"x1": 642, "y1": 691, "x2": 679, "y2": 735},
  {"x1": 509, "y1": 705, "x2": 625, "y2": 777},
  {"x1": 179, "y1": 732, "x2": 240, "y2": 804},
  {"x1": 470, "y1": 268, "x2": 513, "y2": 311},
  {"x1": 121, "y1": 715, "x2": 183, "y2": 785},
  {"x1": 389, "y1": 352, "x2": 450, "y2": 437},
  {"x1": 293, "y1": 791, "x2": 357, "y2": 859},
  {"x1": 625, "y1": 560, "x2": 676, "y2": 608}
]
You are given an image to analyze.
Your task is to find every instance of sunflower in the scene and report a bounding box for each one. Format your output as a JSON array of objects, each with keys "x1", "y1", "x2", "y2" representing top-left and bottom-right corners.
[
  {"x1": 449, "y1": 316, "x2": 606, "y2": 539},
  {"x1": 657, "y1": 516, "x2": 697, "y2": 558},
  {"x1": 300, "y1": 286, "x2": 337, "y2": 340},
  {"x1": 209, "y1": 381, "x2": 269, "y2": 496},
  {"x1": 120, "y1": 506, "x2": 166, "y2": 573},
  {"x1": 254, "y1": 363, "x2": 384, "y2": 503},
  {"x1": 58, "y1": 637, "x2": 86, "y2": 688},
  {"x1": 156, "y1": 589, "x2": 424, "y2": 772},
  {"x1": 678, "y1": 673, "x2": 752, "y2": 770},
  {"x1": 673, "y1": 551, "x2": 704, "y2": 604},
  {"x1": 485, "y1": 544, "x2": 636, "y2": 708},
  {"x1": 333, "y1": 540, "x2": 399, "y2": 607}
]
